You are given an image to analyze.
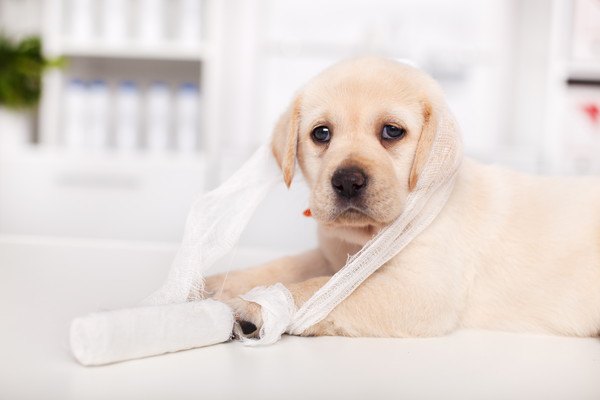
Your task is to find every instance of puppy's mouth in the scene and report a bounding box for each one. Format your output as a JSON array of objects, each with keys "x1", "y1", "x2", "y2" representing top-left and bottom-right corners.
[{"x1": 328, "y1": 206, "x2": 378, "y2": 227}]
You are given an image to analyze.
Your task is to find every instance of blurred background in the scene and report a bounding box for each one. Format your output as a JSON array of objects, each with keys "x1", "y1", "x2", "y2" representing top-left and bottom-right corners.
[{"x1": 0, "y1": 0, "x2": 599, "y2": 260}]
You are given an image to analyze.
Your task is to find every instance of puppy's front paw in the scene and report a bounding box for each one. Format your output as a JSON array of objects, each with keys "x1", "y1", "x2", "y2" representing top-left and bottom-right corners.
[{"x1": 226, "y1": 297, "x2": 264, "y2": 340}]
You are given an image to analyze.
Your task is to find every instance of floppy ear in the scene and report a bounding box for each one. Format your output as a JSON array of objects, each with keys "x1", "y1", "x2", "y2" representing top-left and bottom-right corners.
[
  {"x1": 408, "y1": 101, "x2": 437, "y2": 191},
  {"x1": 271, "y1": 97, "x2": 301, "y2": 187}
]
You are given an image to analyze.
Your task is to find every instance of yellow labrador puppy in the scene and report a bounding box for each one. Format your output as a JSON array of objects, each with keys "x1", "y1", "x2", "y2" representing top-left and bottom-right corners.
[{"x1": 205, "y1": 57, "x2": 600, "y2": 339}]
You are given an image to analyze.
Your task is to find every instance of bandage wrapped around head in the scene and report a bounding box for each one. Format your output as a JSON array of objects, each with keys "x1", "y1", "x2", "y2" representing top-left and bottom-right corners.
[{"x1": 69, "y1": 58, "x2": 463, "y2": 365}]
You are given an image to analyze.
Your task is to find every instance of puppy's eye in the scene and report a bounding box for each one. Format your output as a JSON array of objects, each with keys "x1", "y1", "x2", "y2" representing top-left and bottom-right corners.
[
  {"x1": 381, "y1": 125, "x2": 406, "y2": 140},
  {"x1": 312, "y1": 126, "x2": 331, "y2": 143}
]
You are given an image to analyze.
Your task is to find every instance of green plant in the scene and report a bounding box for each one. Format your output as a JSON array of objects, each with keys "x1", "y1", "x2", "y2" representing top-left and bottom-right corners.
[{"x1": 0, "y1": 34, "x2": 63, "y2": 110}]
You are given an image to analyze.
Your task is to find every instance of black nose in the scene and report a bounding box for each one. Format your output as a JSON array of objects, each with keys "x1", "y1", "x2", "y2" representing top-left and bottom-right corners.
[{"x1": 331, "y1": 167, "x2": 367, "y2": 199}]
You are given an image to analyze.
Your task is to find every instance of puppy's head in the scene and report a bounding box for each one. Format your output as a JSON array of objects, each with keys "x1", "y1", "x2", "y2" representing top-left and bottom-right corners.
[{"x1": 272, "y1": 57, "x2": 454, "y2": 230}]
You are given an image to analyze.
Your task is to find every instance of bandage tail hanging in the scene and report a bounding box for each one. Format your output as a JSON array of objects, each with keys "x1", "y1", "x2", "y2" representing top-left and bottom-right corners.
[{"x1": 142, "y1": 144, "x2": 282, "y2": 306}]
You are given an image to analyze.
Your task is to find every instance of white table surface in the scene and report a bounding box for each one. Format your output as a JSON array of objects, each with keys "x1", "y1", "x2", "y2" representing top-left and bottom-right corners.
[{"x1": 1, "y1": 237, "x2": 599, "y2": 400}]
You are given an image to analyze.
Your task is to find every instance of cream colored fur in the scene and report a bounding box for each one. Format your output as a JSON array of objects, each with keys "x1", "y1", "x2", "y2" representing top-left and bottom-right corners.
[{"x1": 205, "y1": 57, "x2": 600, "y2": 339}]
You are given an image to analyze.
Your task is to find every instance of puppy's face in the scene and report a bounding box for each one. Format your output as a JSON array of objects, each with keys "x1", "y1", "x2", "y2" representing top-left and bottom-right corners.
[{"x1": 272, "y1": 58, "x2": 446, "y2": 230}]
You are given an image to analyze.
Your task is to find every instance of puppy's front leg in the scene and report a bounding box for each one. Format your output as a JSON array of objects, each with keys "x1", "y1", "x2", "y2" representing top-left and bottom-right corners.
[
  {"x1": 231, "y1": 262, "x2": 463, "y2": 339},
  {"x1": 289, "y1": 270, "x2": 461, "y2": 338}
]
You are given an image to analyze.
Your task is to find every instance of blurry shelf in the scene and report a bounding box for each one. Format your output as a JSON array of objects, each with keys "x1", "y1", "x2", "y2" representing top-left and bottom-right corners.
[
  {"x1": 56, "y1": 40, "x2": 214, "y2": 61},
  {"x1": 0, "y1": 146, "x2": 207, "y2": 242},
  {"x1": 567, "y1": 60, "x2": 600, "y2": 81},
  {"x1": 1, "y1": 146, "x2": 207, "y2": 173}
]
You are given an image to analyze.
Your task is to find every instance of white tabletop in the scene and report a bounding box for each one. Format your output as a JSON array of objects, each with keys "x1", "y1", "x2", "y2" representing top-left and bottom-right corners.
[{"x1": 1, "y1": 237, "x2": 599, "y2": 400}]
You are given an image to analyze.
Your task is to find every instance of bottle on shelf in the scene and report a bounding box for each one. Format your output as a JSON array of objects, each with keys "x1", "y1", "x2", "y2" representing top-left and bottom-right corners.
[
  {"x1": 101, "y1": 0, "x2": 130, "y2": 43},
  {"x1": 145, "y1": 81, "x2": 172, "y2": 152},
  {"x1": 175, "y1": 82, "x2": 200, "y2": 154},
  {"x1": 115, "y1": 81, "x2": 141, "y2": 152},
  {"x1": 138, "y1": 0, "x2": 165, "y2": 44},
  {"x1": 66, "y1": 0, "x2": 95, "y2": 42},
  {"x1": 177, "y1": 0, "x2": 202, "y2": 45},
  {"x1": 88, "y1": 80, "x2": 110, "y2": 151},
  {"x1": 63, "y1": 79, "x2": 88, "y2": 150}
]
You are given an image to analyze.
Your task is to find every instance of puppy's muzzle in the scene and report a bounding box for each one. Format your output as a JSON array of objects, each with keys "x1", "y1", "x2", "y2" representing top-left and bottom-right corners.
[{"x1": 331, "y1": 167, "x2": 368, "y2": 199}]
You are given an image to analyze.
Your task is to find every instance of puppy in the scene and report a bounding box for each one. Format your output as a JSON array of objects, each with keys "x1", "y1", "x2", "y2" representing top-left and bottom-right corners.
[{"x1": 205, "y1": 57, "x2": 600, "y2": 339}]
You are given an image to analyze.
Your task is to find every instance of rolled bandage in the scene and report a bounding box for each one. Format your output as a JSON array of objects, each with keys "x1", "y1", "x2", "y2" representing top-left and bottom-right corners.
[{"x1": 70, "y1": 299, "x2": 234, "y2": 366}]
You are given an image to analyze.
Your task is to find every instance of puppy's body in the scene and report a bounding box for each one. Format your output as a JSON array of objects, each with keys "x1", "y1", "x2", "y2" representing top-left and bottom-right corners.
[
  {"x1": 452, "y1": 161, "x2": 600, "y2": 337},
  {"x1": 315, "y1": 159, "x2": 600, "y2": 338},
  {"x1": 206, "y1": 58, "x2": 600, "y2": 338}
]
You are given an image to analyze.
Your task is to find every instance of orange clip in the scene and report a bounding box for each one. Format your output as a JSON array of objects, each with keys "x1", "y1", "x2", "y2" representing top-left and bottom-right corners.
[{"x1": 303, "y1": 208, "x2": 312, "y2": 217}]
